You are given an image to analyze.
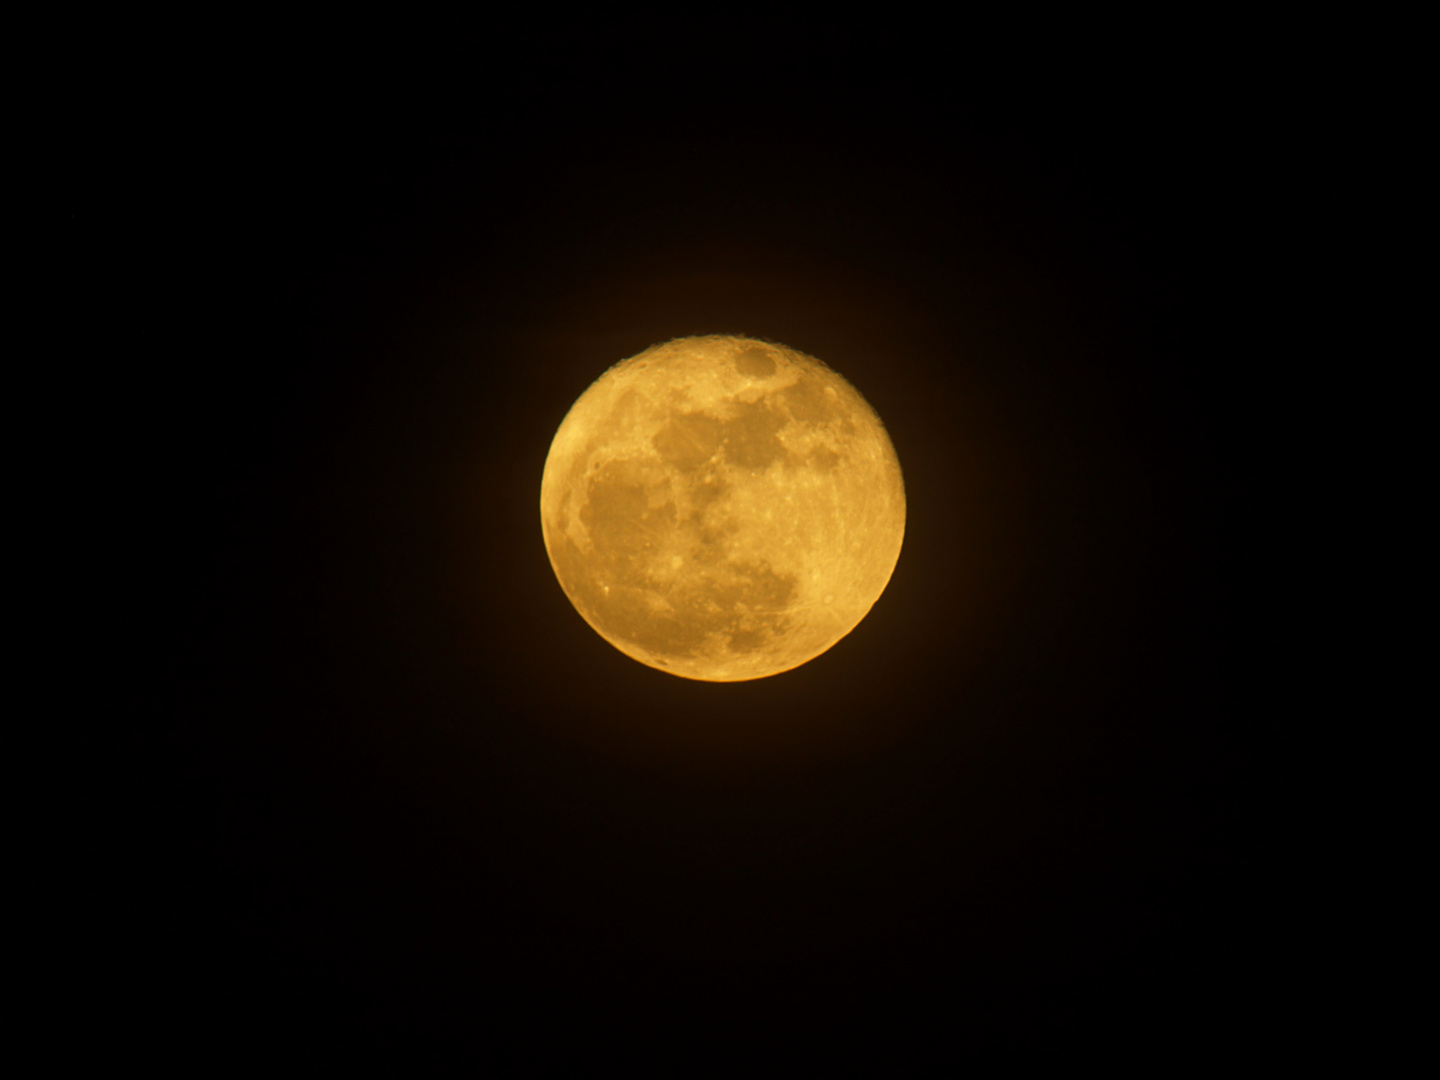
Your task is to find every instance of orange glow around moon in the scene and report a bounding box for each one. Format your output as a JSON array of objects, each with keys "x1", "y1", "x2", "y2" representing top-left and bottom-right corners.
[{"x1": 540, "y1": 335, "x2": 905, "y2": 681}]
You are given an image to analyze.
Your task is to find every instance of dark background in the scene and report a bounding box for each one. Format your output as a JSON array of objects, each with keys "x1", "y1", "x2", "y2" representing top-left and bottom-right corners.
[{"x1": 107, "y1": 39, "x2": 1260, "y2": 1063}]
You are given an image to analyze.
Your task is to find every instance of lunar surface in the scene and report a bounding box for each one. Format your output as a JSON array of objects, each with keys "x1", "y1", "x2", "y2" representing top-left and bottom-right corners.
[{"x1": 540, "y1": 335, "x2": 905, "y2": 681}]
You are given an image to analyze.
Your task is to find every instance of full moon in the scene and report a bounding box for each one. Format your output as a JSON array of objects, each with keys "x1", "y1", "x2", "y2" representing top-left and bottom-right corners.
[{"x1": 540, "y1": 335, "x2": 905, "y2": 681}]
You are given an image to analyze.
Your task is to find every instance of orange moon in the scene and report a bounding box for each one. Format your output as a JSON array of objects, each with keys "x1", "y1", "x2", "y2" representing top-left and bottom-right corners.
[{"x1": 540, "y1": 335, "x2": 905, "y2": 681}]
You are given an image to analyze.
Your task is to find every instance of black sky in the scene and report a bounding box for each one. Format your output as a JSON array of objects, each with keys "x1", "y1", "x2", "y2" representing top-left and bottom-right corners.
[{"x1": 111, "y1": 42, "x2": 1262, "y2": 1063}]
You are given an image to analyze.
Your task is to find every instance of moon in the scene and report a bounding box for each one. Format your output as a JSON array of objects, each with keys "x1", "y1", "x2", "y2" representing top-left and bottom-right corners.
[{"x1": 540, "y1": 335, "x2": 905, "y2": 681}]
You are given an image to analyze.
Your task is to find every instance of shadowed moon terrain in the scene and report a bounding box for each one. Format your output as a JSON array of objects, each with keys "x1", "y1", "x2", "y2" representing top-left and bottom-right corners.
[{"x1": 541, "y1": 335, "x2": 905, "y2": 680}]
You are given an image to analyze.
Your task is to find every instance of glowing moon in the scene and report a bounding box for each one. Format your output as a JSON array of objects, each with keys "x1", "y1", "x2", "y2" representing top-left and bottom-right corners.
[{"x1": 540, "y1": 335, "x2": 905, "y2": 681}]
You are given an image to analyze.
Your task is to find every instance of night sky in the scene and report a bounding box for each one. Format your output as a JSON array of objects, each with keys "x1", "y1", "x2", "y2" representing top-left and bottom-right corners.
[{"x1": 115, "y1": 42, "x2": 1261, "y2": 1063}]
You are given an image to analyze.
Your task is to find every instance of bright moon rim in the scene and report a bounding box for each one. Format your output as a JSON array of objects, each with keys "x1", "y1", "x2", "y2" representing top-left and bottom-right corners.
[{"x1": 540, "y1": 335, "x2": 905, "y2": 681}]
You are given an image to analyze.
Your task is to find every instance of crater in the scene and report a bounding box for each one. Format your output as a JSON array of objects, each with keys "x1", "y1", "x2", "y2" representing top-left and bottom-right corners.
[
  {"x1": 603, "y1": 585, "x2": 710, "y2": 658},
  {"x1": 735, "y1": 347, "x2": 776, "y2": 378},
  {"x1": 590, "y1": 558, "x2": 796, "y2": 663},
  {"x1": 781, "y1": 377, "x2": 836, "y2": 423},
  {"x1": 727, "y1": 627, "x2": 767, "y2": 653},
  {"x1": 580, "y1": 461, "x2": 676, "y2": 575},
  {"x1": 721, "y1": 400, "x2": 787, "y2": 471},
  {"x1": 687, "y1": 473, "x2": 729, "y2": 513},
  {"x1": 653, "y1": 412, "x2": 723, "y2": 470},
  {"x1": 706, "y1": 560, "x2": 796, "y2": 614}
]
